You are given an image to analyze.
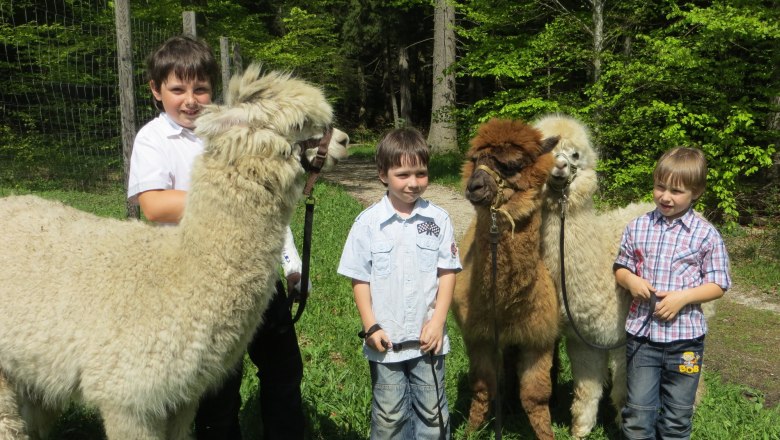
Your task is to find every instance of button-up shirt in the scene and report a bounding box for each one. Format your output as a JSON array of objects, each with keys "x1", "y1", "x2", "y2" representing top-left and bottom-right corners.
[
  {"x1": 615, "y1": 208, "x2": 731, "y2": 342},
  {"x1": 338, "y1": 195, "x2": 462, "y2": 363}
]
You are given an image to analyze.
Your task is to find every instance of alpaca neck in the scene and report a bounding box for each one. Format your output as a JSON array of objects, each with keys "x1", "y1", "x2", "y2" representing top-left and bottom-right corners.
[{"x1": 178, "y1": 154, "x2": 303, "y2": 290}]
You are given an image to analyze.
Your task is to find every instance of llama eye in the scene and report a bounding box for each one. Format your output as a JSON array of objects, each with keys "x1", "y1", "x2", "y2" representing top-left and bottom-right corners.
[{"x1": 572, "y1": 152, "x2": 580, "y2": 160}]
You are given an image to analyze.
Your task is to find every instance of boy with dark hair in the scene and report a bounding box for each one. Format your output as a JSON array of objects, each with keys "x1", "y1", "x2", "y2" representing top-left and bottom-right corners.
[
  {"x1": 338, "y1": 127, "x2": 461, "y2": 439},
  {"x1": 614, "y1": 147, "x2": 731, "y2": 439},
  {"x1": 128, "y1": 34, "x2": 305, "y2": 440}
]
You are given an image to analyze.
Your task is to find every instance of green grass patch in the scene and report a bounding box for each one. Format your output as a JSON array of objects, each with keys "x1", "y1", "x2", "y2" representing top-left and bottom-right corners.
[{"x1": 724, "y1": 224, "x2": 780, "y2": 299}]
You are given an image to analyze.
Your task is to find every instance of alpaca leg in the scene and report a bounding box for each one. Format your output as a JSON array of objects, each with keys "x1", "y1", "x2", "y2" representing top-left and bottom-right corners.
[
  {"x1": 0, "y1": 373, "x2": 28, "y2": 440},
  {"x1": 167, "y1": 401, "x2": 197, "y2": 440},
  {"x1": 517, "y1": 348, "x2": 554, "y2": 440},
  {"x1": 19, "y1": 399, "x2": 59, "y2": 440},
  {"x1": 465, "y1": 342, "x2": 496, "y2": 431},
  {"x1": 608, "y1": 346, "x2": 627, "y2": 429},
  {"x1": 101, "y1": 406, "x2": 166, "y2": 440},
  {"x1": 567, "y1": 338, "x2": 608, "y2": 438}
]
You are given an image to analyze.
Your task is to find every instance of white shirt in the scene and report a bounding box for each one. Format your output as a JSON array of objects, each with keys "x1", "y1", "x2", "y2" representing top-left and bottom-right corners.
[
  {"x1": 338, "y1": 195, "x2": 462, "y2": 363},
  {"x1": 127, "y1": 113, "x2": 301, "y2": 275}
]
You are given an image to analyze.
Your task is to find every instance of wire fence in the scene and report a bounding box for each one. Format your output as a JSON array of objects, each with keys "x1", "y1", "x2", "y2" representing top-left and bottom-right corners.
[{"x1": 0, "y1": 0, "x2": 178, "y2": 192}]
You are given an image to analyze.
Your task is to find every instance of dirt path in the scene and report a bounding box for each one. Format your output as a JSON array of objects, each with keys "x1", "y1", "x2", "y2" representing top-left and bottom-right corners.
[{"x1": 323, "y1": 156, "x2": 780, "y2": 407}]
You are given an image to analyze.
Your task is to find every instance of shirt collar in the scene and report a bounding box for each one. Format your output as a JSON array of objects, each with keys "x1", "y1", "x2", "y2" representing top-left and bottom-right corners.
[
  {"x1": 650, "y1": 206, "x2": 696, "y2": 230},
  {"x1": 160, "y1": 112, "x2": 198, "y2": 141},
  {"x1": 377, "y1": 193, "x2": 428, "y2": 223}
]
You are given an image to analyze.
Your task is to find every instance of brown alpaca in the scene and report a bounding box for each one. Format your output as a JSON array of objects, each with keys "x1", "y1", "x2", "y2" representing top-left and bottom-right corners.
[{"x1": 452, "y1": 118, "x2": 561, "y2": 439}]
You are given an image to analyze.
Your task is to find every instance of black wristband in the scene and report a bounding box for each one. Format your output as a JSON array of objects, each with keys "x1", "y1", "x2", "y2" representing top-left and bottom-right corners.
[{"x1": 358, "y1": 323, "x2": 382, "y2": 339}]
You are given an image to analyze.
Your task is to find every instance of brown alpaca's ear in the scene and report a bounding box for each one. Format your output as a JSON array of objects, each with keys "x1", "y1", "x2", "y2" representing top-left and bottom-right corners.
[{"x1": 540, "y1": 136, "x2": 560, "y2": 154}]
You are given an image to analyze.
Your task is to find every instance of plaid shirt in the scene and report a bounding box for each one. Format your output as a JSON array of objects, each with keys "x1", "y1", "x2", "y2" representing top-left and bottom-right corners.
[{"x1": 615, "y1": 208, "x2": 731, "y2": 343}]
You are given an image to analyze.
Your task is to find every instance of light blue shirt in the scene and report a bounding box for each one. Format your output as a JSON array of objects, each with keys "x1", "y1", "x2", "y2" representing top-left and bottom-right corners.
[{"x1": 338, "y1": 194, "x2": 462, "y2": 363}]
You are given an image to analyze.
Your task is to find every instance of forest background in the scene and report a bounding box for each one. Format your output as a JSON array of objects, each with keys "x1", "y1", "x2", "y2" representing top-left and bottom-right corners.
[{"x1": 1, "y1": 0, "x2": 779, "y2": 225}]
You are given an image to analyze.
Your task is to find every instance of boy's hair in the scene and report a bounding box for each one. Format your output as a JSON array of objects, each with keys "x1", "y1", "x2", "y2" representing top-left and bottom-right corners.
[
  {"x1": 375, "y1": 127, "x2": 430, "y2": 179},
  {"x1": 146, "y1": 35, "x2": 219, "y2": 109},
  {"x1": 653, "y1": 147, "x2": 707, "y2": 198}
]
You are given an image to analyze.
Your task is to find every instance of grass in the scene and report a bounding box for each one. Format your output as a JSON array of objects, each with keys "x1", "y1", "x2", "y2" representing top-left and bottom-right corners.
[
  {"x1": 723, "y1": 224, "x2": 780, "y2": 300},
  {"x1": 6, "y1": 179, "x2": 779, "y2": 439}
]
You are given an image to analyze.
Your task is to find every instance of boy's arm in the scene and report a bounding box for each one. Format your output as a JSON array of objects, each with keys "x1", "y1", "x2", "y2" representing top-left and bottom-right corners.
[
  {"x1": 137, "y1": 189, "x2": 187, "y2": 224},
  {"x1": 420, "y1": 268, "x2": 456, "y2": 354},
  {"x1": 654, "y1": 282, "x2": 724, "y2": 322},
  {"x1": 353, "y1": 279, "x2": 387, "y2": 352}
]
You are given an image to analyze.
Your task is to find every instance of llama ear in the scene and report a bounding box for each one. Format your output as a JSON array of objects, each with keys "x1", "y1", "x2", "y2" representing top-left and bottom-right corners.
[{"x1": 540, "y1": 136, "x2": 560, "y2": 154}]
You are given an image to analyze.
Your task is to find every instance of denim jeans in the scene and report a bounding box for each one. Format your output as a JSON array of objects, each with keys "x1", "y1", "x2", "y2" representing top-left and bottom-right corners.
[
  {"x1": 622, "y1": 335, "x2": 705, "y2": 440},
  {"x1": 369, "y1": 354, "x2": 449, "y2": 440}
]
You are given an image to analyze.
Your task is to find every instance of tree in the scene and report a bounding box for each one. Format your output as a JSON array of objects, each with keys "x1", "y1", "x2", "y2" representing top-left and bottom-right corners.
[{"x1": 427, "y1": 0, "x2": 457, "y2": 153}]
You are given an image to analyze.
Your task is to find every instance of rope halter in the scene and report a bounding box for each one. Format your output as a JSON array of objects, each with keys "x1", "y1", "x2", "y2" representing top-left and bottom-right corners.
[{"x1": 475, "y1": 164, "x2": 516, "y2": 236}]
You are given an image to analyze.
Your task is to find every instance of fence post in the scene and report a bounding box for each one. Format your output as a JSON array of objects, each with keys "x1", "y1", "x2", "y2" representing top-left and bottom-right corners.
[
  {"x1": 114, "y1": 0, "x2": 138, "y2": 219},
  {"x1": 183, "y1": 11, "x2": 197, "y2": 36},
  {"x1": 220, "y1": 36, "x2": 230, "y2": 104}
]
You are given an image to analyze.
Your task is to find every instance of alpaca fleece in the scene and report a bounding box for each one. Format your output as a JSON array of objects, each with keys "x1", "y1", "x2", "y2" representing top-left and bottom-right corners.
[{"x1": 0, "y1": 64, "x2": 333, "y2": 440}]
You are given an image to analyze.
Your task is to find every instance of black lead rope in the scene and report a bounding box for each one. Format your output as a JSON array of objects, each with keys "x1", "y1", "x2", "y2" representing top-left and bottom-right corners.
[
  {"x1": 558, "y1": 193, "x2": 655, "y2": 351},
  {"x1": 489, "y1": 210, "x2": 503, "y2": 440},
  {"x1": 290, "y1": 197, "x2": 314, "y2": 324},
  {"x1": 288, "y1": 127, "x2": 333, "y2": 324}
]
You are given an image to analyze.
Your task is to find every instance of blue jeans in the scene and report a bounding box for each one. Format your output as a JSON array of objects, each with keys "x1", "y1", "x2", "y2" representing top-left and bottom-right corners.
[
  {"x1": 622, "y1": 335, "x2": 704, "y2": 440},
  {"x1": 369, "y1": 355, "x2": 449, "y2": 440}
]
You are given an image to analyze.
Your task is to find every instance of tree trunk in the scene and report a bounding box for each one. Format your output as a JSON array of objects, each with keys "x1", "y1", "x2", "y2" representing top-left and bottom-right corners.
[
  {"x1": 427, "y1": 0, "x2": 457, "y2": 153},
  {"x1": 769, "y1": 95, "x2": 780, "y2": 183},
  {"x1": 398, "y1": 46, "x2": 412, "y2": 125},
  {"x1": 588, "y1": 0, "x2": 605, "y2": 145}
]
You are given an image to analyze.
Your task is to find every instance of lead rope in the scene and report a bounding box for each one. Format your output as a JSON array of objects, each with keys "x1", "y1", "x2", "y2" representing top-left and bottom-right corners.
[
  {"x1": 290, "y1": 127, "x2": 333, "y2": 324},
  {"x1": 558, "y1": 190, "x2": 656, "y2": 350},
  {"x1": 490, "y1": 209, "x2": 503, "y2": 440}
]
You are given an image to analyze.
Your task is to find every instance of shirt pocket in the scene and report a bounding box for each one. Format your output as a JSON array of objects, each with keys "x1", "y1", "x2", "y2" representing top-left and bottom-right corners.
[
  {"x1": 416, "y1": 236, "x2": 439, "y2": 272},
  {"x1": 371, "y1": 240, "x2": 394, "y2": 277},
  {"x1": 671, "y1": 246, "x2": 701, "y2": 286}
]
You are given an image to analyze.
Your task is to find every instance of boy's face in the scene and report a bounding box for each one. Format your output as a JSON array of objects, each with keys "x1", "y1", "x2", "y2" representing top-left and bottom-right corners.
[
  {"x1": 653, "y1": 179, "x2": 699, "y2": 220},
  {"x1": 379, "y1": 159, "x2": 429, "y2": 214},
  {"x1": 150, "y1": 72, "x2": 212, "y2": 129}
]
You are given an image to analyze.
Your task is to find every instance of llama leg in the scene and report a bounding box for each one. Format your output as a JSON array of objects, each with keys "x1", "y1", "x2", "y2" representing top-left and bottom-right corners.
[
  {"x1": 567, "y1": 337, "x2": 608, "y2": 438},
  {"x1": 0, "y1": 373, "x2": 28, "y2": 440},
  {"x1": 464, "y1": 341, "x2": 496, "y2": 431},
  {"x1": 101, "y1": 406, "x2": 166, "y2": 440},
  {"x1": 517, "y1": 347, "x2": 554, "y2": 440}
]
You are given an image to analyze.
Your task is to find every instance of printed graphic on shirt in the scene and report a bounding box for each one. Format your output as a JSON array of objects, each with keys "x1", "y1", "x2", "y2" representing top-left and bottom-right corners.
[
  {"x1": 450, "y1": 242, "x2": 458, "y2": 259},
  {"x1": 417, "y1": 221, "x2": 440, "y2": 237},
  {"x1": 678, "y1": 351, "x2": 701, "y2": 374}
]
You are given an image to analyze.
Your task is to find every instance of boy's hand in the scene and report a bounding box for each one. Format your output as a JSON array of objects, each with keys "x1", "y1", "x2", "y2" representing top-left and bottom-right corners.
[
  {"x1": 420, "y1": 319, "x2": 445, "y2": 354},
  {"x1": 366, "y1": 329, "x2": 389, "y2": 353},
  {"x1": 653, "y1": 290, "x2": 686, "y2": 321},
  {"x1": 626, "y1": 273, "x2": 657, "y2": 301}
]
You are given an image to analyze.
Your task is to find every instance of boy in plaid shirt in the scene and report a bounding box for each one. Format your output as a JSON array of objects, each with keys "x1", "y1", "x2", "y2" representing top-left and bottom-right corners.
[{"x1": 614, "y1": 147, "x2": 731, "y2": 439}]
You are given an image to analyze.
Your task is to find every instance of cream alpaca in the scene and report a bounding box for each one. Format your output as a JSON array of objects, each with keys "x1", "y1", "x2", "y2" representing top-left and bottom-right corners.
[
  {"x1": 535, "y1": 114, "x2": 711, "y2": 438},
  {"x1": 0, "y1": 64, "x2": 341, "y2": 440}
]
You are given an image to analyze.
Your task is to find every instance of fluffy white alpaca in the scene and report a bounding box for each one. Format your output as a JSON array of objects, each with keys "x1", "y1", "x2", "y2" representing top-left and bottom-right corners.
[
  {"x1": 0, "y1": 64, "x2": 340, "y2": 440},
  {"x1": 536, "y1": 114, "x2": 652, "y2": 438}
]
